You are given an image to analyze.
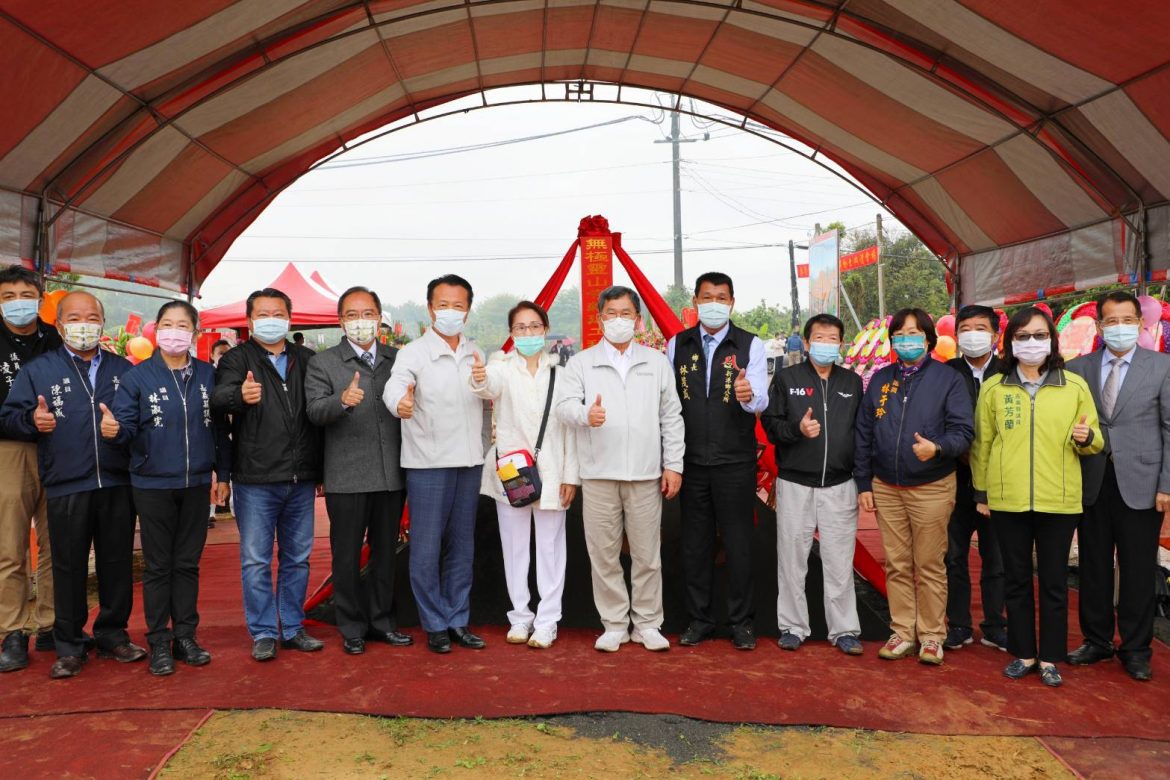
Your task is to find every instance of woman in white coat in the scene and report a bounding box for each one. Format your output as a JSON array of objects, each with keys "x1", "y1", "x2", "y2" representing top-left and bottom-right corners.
[{"x1": 470, "y1": 301, "x2": 579, "y2": 648}]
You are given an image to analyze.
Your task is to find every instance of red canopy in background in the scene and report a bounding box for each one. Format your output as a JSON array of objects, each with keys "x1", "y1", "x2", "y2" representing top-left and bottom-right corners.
[{"x1": 199, "y1": 263, "x2": 340, "y2": 329}]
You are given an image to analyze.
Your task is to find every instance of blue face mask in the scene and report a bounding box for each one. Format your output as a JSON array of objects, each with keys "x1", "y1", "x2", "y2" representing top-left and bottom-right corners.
[
  {"x1": 514, "y1": 335, "x2": 545, "y2": 356},
  {"x1": 1, "y1": 298, "x2": 38, "y2": 327},
  {"x1": 1101, "y1": 323, "x2": 1139, "y2": 352},
  {"x1": 251, "y1": 317, "x2": 289, "y2": 345},
  {"x1": 808, "y1": 341, "x2": 840, "y2": 366},
  {"x1": 697, "y1": 302, "x2": 731, "y2": 330},
  {"x1": 892, "y1": 334, "x2": 927, "y2": 362}
]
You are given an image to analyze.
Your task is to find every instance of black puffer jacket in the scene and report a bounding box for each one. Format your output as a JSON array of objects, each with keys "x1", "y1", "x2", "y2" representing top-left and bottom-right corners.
[{"x1": 210, "y1": 339, "x2": 321, "y2": 484}]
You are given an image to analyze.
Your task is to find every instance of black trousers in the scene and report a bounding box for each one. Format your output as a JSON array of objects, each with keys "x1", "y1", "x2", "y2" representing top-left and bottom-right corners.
[
  {"x1": 46, "y1": 485, "x2": 136, "y2": 657},
  {"x1": 133, "y1": 485, "x2": 211, "y2": 645},
  {"x1": 945, "y1": 466, "x2": 1005, "y2": 632},
  {"x1": 325, "y1": 490, "x2": 404, "y2": 639},
  {"x1": 1079, "y1": 462, "x2": 1164, "y2": 663},
  {"x1": 992, "y1": 510, "x2": 1078, "y2": 663},
  {"x1": 680, "y1": 461, "x2": 757, "y2": 630}
]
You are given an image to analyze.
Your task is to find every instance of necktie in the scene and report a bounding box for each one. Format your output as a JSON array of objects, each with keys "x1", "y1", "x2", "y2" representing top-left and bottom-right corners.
[
  {"x1": 703, "y1": 335, "x2": 715, "y2": 392},
  {"x1": 361, "y1": 351, "x2": 374, "y2": 368},
  {"x1": 1102, "y1": 357, "x2": 1121, "y2": 418}
]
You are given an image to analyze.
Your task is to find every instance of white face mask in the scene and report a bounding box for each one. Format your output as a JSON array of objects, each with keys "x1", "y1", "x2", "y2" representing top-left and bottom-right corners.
[
  {"x1": 432, "y1": 309, "x2": 465, "y2": 337},
  {"x1": 344, "y1": 319, "x2": 379, "y2": 345},
  {"x1": 697, "y1": 302, "x2": 731, "y2": 330},
  {"x1": 957, "y1": 331, "x2": 993, "y2": 358},
  {"x1": 602, "y1": 316, "x2": 636, "y2": 345},
  {"x1": 61, "y1": 322, "x2": 102, "y2": 351},
  {"x1": 1013, "y1": 339, "x2": 1051, "y2": 367}
]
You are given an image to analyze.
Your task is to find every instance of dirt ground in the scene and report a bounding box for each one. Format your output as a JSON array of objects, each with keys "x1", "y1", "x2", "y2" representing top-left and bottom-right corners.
[{"x1": 161, "y1": 709, "x2": 1072, "y2": 779}]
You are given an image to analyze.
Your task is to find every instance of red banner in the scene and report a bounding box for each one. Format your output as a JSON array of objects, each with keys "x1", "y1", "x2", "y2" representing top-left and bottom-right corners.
[
  {"x1": 578, "y1": 216, "x2": 613, "y2": 349},
  {"x1": 796, "y1": 263, "x2": 810, "y2": 279},
  {"x1": 125, "y1": 312, "x2": 142, "y2": 335},
  {"x1": 839, "y1": 245, "x2": 879, "y2": 272}
]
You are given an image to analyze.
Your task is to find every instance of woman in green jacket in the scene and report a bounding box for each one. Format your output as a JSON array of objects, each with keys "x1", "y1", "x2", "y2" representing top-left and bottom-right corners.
[{"x1": 971, "y1": 307, "x2": 1102, "y2": 687}]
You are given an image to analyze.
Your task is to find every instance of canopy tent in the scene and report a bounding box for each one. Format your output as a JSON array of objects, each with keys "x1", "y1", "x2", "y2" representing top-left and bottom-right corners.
[
  {"x1": 0, "y1": 1, "x2": 1168, "y2": 305},
  {"x1": 198, "y1": 261, "x2": 339, "y2": 328}
]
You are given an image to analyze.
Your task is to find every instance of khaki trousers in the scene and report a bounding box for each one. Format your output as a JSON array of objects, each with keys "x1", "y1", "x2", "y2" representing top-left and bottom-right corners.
[
  {"x1": 872, "y1": 473, "x2": 954, "y2": 645},
  {"x1": 581, "y1": 479, "x2": 663, "y2": 633},
  {"x1": 0, "y1": 440, "x2": 52, "y2": 634}
]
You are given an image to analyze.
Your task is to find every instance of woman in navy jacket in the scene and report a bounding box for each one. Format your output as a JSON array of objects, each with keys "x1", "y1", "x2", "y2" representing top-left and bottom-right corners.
[
  {"x1": 110, "y1": 301, "x2": 229, "y2": 676},
  {"x1": 854, "y1": 308, "x2": 974, "y2": 666}
]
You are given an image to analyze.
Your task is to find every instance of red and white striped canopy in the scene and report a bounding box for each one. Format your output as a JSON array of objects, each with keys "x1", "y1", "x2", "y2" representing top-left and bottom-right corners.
[{"x1": 0, "y1": 0, "x2": 1167, "y2": 304}]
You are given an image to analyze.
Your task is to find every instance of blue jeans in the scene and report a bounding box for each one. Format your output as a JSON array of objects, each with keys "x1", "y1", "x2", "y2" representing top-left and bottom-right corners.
[
  {"x1": 233, "y1": 481, "x2": 316, "y2": 640},
  {"x1": 405, "y1": 467, "x2": 481, "y2": 632}
]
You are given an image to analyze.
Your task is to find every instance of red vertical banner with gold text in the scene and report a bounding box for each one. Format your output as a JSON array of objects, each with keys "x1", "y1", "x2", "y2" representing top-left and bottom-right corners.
[{"x1": 578, "y1": 216, "x2": 614, "y2": 348}]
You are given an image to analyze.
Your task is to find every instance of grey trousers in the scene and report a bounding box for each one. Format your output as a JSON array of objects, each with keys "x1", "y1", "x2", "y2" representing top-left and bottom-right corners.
[{"x1": 775, "y1": 478, "x2": 861, "y2": 642}]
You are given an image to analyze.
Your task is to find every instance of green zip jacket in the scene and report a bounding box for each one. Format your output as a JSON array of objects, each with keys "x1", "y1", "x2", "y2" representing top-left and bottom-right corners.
[{"x1": 970, "y1": 367, "x2": 1103, "y2": 514}]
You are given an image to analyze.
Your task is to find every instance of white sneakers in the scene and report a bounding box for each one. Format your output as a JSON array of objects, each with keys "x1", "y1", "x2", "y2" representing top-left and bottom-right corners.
[
  {"x1": 527, "y1": 626, "x2": 557, "y2": 649},
  {"x1": 593, "y1": 630, "x2": 630, "y2": 652},
  {"x1": 631, "y1": 627, "x2": 670, "y2": 652},
  {"x1": 506, "y1": 624, "x2": 532, "y2": 644}
]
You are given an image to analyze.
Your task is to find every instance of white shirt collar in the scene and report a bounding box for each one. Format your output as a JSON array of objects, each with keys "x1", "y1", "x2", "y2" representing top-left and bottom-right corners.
[
  {"x1": 602, "y1": 338, "x2": 635, "y2": 365},
  {"x1": 1102, "y1": 345, "x2": 1137, "y2": 367},
  {"x1": 348, "y1": 339, "x2": 376, "y2": 361},
  {"x1": 699, "y1": 323, "x2": 730, "y2": 345}
]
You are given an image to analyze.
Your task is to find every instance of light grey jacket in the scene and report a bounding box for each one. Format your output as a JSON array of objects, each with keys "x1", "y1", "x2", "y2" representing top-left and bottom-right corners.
[
  {"x1": 305, "y1": 339, "x2": 404, "y2": 494},
  {"x1": 1066, "y1": 347, "x2": 1170, "y2": 509},
  {"x1": 555, "y1": 341, "x2": 685, "y2": 481}
]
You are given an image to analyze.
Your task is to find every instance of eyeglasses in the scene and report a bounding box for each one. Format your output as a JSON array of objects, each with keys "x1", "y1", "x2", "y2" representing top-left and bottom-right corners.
[
  {"x1": 1012, "y1": 332, "x2": 1050, "y2": 342},
  {"x1": 1101, "y1": 317, "x2": 1140, "y2": 327},
  {"x1": 510, "y1": 323, "x2": 546, "y2": 335}
]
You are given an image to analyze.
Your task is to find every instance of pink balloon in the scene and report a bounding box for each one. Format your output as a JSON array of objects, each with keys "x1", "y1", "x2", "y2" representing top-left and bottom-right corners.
[
  {"x1": 142, "y1": 320, "x2": 158, "y2": 345},
  {"x1": 1139, "y1": 295, "x2": 1162, "y2": 328},
  {"x1": 1138, "y1": 329, "x2": 1156, "y2": 350}
]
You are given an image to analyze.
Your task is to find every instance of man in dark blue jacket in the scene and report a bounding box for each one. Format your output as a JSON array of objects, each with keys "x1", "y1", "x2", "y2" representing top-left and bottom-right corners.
[{"x1": 0, "y1": 291, "x2": 144, "y2": 678}]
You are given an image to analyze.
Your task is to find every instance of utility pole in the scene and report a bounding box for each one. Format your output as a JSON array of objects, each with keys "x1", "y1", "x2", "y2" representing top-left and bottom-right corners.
[
  {"x1": 788, "y1": 239, "x2": 800, "y2": 329},
  {"x1": 875, "y1": 212, "x2": 886, "y2": 318},
  {"x1": 654, "y1": 111, "x2": 701, "y2": 290}
]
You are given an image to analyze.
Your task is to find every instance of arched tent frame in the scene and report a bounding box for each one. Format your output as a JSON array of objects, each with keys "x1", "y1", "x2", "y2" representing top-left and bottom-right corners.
[{"x1": 0, "y1": 0, "x2": 1166, "y2": 305}]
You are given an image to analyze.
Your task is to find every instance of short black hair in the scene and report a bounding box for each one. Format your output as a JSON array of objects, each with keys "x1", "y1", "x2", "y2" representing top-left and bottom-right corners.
[
  {"x1": 694, "y1": 272, "x2": 734, "y2": 298},
  {"x1": 507, "y1": 300, "x2": 549, "y2": 329},
  {"x1": 802, "y1": 313, "x2": 844, "y2": 341},
  {"x1": 0, "y1": 264, "x2": 42, "y2": 294},
  {"x1": 337, "y1": 285, "x2": 382, "y2": 318},
  {"x1": 155, "y1": 300, "x2": 199, "y2": 327},
  {"x1": 956, "y1": 304, "x2": 998, "y2": 332},
  {"x1": 211, "y1": 339, "x2": 231, "y2": 352},
  {"x1": 597, "y1": 285, "x2": 640, "y2": 314},
  {"x1": 245, "y1": 287, "x2": 293, "y2": 318},
  {"x1": 293, "y1": 332, "x2": 305, "y2": 344},
  {"x1": 889, "y1": 307, "x2": 938, "y2": 352},
  {"x1": 427, "y1": 274, "x2": 473, "y2": 307},
  {"x1": 1002, "y1": 306, "x2": 1063, "y2": 374},
  {"x1": 1095, "y1": 289, "x2": 1141, "y2": 320}
]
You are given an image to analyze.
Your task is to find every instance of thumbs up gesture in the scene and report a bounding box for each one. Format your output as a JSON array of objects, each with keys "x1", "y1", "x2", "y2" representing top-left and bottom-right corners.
[
  {"x1": 733, "y1": 367, "x2": 753, "y2": 403},
  {"x1": 799, "y1": 406, "x2": 821, "y2": 438},
  {"x1": 241, "y1": 370, "x2": 262, "y2": 405},
  {"x1": 99, "y1": 402, "x2": 119, "y2": 439},
  {"x1": 588, "y1": 394, "x2": 606, "y2": 427},
  {"x1": 911, "y1": 431, "x2": 939, "y2": 462},
  {"x1": 33, "y1": 395, "x2": 56, "y2": 433},
  {"x1": 397, "y1": 383, "x2": 415, "y2": 419},
  {"x1": 341, "y1": 371, "x2": 364, "y2": 408},
  {"x1": 1071, "y1": 414, "x2": 1091, "y2": 445},
  {"x1": 471, "y1": 351, "x2": 487, "y2": 385}
]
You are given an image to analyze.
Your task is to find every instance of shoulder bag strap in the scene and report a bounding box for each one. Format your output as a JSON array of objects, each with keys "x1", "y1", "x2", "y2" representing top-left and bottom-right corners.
[{"x1": 533, "y1": 367, "x2": 556, "y2": 460}]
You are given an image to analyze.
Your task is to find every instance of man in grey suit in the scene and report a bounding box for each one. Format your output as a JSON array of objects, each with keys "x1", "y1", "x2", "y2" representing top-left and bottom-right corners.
[
  {"x1": 1065, "y1": 290, "x2": 1170, "y2": 682},
  {"x1": 306, "y1": 286, "x2": 411, "y2": 655}
]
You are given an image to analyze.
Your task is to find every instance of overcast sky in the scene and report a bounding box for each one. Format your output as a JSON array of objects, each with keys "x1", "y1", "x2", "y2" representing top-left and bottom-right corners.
[{"x1": 198, "y1": 88, "x2": 901, "y2": 311}]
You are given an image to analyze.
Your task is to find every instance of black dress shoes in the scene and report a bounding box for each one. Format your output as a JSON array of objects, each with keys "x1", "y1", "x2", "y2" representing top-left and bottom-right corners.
[
  {"x1": 678, "y1": 623, "x2": 714, "y2": 647},
  {"x1": 449, "y1": 627, "x2": 485, "y2": 649},
  {"x1": 149, "y1": 643, "x2": 175, "y2": 676},
  {"x1": 49, "y1": 655, "x2": 85, "y2": 679},
  {"x1": 1067, "y1": 642, "x2": 1114, "y2": 665},
  {"x1": 281, "y1": 631, "x2": 324, "y2": 652},
  {"x1": 173, "y1": 637, "x2": 212, "y2": 666},
  {"x1": 1123, "y1": 658, "x2": 1153, "y2": 682},
  {"x1": 98, "y1": 642, "x2": 148, "y2": 663},
  {"x1": 731, "y1": 624, "x2": 757, "y2": 651},
  {"x1": 252, "y1": 638, "x2": 277, "y2": 662},
  {"x1": 427, "y1": 631, "x2": 451, "y2": 654},
  {"x1": 0, "y1": 630, "x2": 29, "y2": 672},
  {"x1": 367, "y1": 630, "x2": 413, "y2": 647},
  {"x1": 35, "y1": 630, "x2": 53, "y2": 652},
  {"x1": 343, "y1": 637, "x2": 366, "y2": 655}
]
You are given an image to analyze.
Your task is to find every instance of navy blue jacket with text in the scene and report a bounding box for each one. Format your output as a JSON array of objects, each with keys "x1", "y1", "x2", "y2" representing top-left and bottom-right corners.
[{"x1": 0, "y1": 346, "x2": 131, "y2": 498}]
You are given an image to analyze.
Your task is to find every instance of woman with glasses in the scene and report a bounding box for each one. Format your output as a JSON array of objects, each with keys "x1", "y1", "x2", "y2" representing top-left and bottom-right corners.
[
  {"x1": 854, "y1": 308, "x2": 974, "y2": 666},
  {"x1": 970, "y1": 307, "x2": 1101, "y2": 687},
  {"x1": 469, "y1": 301, "x2": 579, "y2": 648}
]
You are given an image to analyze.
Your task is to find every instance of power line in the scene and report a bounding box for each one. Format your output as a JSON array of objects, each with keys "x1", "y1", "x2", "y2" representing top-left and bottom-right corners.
[{"x1": 292, "y1": 160, "x2": 671, "y2": 191}]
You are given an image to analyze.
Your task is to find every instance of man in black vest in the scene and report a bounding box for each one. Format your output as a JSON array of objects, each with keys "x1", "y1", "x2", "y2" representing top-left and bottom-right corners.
[
  {"x1": 667, "y1": 272, "x2": 768, "y2": 650},
  {"x1": 943, "y1": 304, "x2": 1007, "y2": 652}
]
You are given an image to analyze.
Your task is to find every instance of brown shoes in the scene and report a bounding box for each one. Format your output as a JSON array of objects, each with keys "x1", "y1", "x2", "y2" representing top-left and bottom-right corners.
[
  {"x1": 49, "y1": 655, "x2": 86, "y2": 679},
  {"x1": 97, "y1": 642, "x2": 148, "y2": 663}
]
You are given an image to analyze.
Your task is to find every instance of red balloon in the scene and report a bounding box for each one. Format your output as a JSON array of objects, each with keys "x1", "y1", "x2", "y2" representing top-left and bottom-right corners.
[
  {"x1": 936, "y1": 314, "x2": 955, "y2": 338},
  {"x1": 142, "y1": 320, "x2": 157, "y2": 345}
]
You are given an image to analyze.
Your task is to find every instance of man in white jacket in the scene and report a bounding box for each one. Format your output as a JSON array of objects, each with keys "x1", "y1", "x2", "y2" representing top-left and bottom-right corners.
[{"x1": 556, "y1": 286, "x2": 685, "y2": 652}]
